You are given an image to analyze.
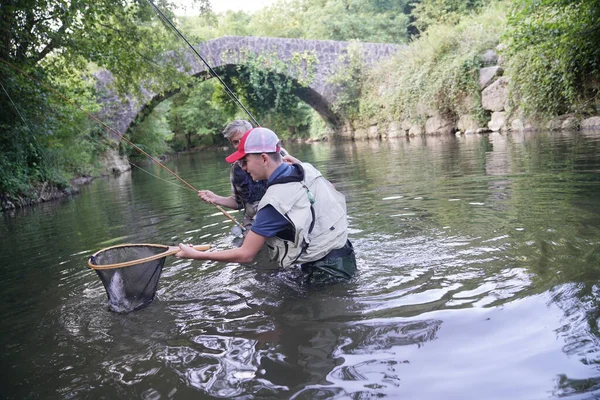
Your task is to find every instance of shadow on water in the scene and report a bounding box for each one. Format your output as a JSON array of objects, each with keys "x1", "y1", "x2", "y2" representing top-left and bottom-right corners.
[{"x1": 2, "y1": 131, "x2": 600, "y2": 398}]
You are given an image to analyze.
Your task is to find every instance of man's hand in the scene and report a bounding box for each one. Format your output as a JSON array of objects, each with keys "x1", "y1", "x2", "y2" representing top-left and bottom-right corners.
[
  {"x1": 282, "y1": 154, "x2": 301, "y2": 165},
  {"x1": 198, "y1": 190, "x2": 217, "y2": 204}
]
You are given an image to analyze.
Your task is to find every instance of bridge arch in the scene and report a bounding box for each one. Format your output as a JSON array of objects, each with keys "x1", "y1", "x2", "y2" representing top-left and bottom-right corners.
[{"x1": 95, "y1": 36, "x2": 402, "y2": 141}]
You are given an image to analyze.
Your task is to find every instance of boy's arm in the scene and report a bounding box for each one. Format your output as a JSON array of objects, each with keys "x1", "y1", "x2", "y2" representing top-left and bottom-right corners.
[{"x1": 176, "y1": 231, "x2": 266, "y2": 264}]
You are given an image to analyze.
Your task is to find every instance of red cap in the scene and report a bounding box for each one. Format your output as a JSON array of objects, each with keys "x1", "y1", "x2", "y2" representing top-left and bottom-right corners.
[{"x1": 225, "y1": 127, "x2": 281, "y2": 163}]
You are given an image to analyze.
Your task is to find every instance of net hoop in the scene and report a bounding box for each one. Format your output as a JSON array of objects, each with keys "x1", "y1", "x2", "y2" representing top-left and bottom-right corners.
[{"x1": 88, "y1": 243, "x2": 210, "y2": 270}]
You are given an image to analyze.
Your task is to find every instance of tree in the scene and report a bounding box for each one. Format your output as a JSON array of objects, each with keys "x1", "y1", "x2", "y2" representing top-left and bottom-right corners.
[
  {"x1": 246, "y1": 0, "x2": 410, "y2": 43},
  {"x1": 167, "y1": 80, "x2": 230, "y2": 150},
  {"x1": 0, "y1": 0, "x2": 208, "y2": 197},
  {"x1": 504, "y1": 0, "x2": 600, "y2": 116},
  {"x1": 410, "y1": 0, "x2": 488, "y2": 33}
]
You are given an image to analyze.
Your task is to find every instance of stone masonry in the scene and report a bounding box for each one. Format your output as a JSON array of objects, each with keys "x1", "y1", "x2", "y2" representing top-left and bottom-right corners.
[{"x1": 95, "y1": 36, "x2": 402, "y2": 143}]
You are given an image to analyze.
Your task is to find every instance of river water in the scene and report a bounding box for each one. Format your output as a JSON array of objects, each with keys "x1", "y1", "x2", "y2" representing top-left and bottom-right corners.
[{"x1": 2, "y1": 130, "x2": 600, "y2": 399}]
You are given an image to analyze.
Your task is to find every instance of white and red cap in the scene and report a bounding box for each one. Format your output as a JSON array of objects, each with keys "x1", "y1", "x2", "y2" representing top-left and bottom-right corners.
[{"x1": 225, "y1": 127, "x2": 281, "y2": 163}]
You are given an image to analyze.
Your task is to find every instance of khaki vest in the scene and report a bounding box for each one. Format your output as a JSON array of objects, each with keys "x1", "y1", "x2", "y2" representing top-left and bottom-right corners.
[{"x1": 257, "y1": 163, "x2": 348, "y2": 268}]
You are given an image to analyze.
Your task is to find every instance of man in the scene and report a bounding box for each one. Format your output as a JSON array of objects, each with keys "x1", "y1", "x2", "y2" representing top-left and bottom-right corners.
[
  {"x1": 177, "y1": 127, "x2": 357, "y2": 285},
  {"x1": 198, "y1": 120, "x2": 267, "y2": 232}
]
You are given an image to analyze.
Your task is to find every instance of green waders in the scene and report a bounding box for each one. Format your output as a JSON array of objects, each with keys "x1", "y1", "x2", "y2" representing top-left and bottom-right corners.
[{"x1": 299, "y1": 240, "x2": 357, "y2": 286}]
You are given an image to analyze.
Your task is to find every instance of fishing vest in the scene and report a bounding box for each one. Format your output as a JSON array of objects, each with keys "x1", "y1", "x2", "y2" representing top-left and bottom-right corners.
[{"x1": 257, "y1": 163, "x2": 349, "y2": 268}]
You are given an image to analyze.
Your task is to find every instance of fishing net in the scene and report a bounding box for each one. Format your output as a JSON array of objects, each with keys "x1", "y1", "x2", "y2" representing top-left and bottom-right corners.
[{"x1": 88, "y1": 243, "x2": 209, "y2": 313}]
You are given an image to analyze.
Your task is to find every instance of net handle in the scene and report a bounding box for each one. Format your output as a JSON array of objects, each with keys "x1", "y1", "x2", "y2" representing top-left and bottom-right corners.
[{"x1": 88, "y1": 243, "x2": 211, "y2": 270}]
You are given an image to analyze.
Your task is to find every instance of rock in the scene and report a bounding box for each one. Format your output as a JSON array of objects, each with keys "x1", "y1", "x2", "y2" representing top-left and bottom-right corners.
[
  {"x1": 509, "y1": 118, "x2": 535, "y2": 132},
  {"x1": 387, "y1": 121, "x2": 403, "y2": 138},
  {"x1": 99, "y1": 148, "x2": 131, "y2": 174},
  {"x1": 354, "y1": 127, "x2": 368, "y2": 139},
  {"x1": 511, "y1": 118, "x2": 524, "y2": 131},
  {"x1": 457, "y1": 115, "x2": 482, "y2": 132},
  {"x1": 546, "y1": 117, "x2": 564, "y2": 131},
  {"x1": 1, "y1": 199, "x2": 15, "y2": 210},
  {"x1": 368, "y1": 124, "x2": 379, "y2": 139},
  {"x1": 488, "y1": 111, "x2": 507, "y2": 131},
  {"x1": 425, "y1": 115, "x2": 455, "y2": 135},
  {"x1": 581, "y1": 116, "x2": 600, "y2": 130},
  {"x1": 339, "y1": 122, "x2": 354, "y2": 139},
  {"x1": 482, "y1": 77, "x2": 510, "y2": 112},
  {"x1": 496, "y1": 43, "x2": 507, "y2": 65},
  {"x1": 481, "y1": 49, "x2": 498, "y2": 66},
  {"x1": 562, "y1": 117, "x2": 579, "y2": 130},
  {"x1": 409, "y1": 124, "x2": 423, "y2": 136},
  {"x1": 479, "y1": 66, "x2": 503, "y2": 90}
]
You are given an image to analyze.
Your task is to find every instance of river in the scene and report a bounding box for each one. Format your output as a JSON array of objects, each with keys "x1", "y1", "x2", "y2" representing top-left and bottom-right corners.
[{"x1": 2, "y1": 130, "x2": 600, "y2": 399}]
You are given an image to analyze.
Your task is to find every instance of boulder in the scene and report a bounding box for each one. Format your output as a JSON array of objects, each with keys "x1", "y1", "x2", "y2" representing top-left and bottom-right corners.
[
  {"x1": 386, "y1": 121, "x2": 404, "y2": 138},
  {"x1": 457, "y1": 115, "x2": 482, "y2": 132},
  {"x1": 354, "y1": 126, "x2": 369, "y2": 140},
  {"x1": 99, "y1": 148, "x2": 131, "y2": 174},
  {"x1": 479, "y1": 66, "x2": 503, "y2": 90},
  {"x1": 546, "y1": 117, "x2": 564, "y2": 131},
  {"x1": 425, "y1": 115, "x2": 455, "y2": 135},
  {"x1": 581, "y1": 116, "x2": 600, "y2": 130},
  {"x1": 481, "y1": 49, "x2": 498, "y2": 66},
  {"x1": 482, "y1": 77, "x2": 510, "y2": 112},
  {"x1": 408, "y1": 124, "x2": 423, "y2": 136},
  {"x1": 488, "y1": 111, "x2": 507, "y2": 132},
  {"x1": 562, "y1": 117, "x2": 579, "y2": 130}
]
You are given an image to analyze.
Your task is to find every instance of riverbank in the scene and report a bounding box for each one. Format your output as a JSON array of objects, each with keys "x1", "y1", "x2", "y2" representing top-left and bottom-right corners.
[
  {"x1": 342, "y1": 42, "x2": 600, "y2": 140},
  {"x1": 1, "y1": 179, "x2": 89, "y2": 211}
]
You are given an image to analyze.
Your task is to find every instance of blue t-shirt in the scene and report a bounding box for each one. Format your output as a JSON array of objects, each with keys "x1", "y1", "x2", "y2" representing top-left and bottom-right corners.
[{"x1": 251, "y1": 163, "x2": 295, "y2": 238}]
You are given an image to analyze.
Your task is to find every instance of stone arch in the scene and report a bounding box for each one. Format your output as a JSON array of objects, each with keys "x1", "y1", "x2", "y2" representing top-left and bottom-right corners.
[{"x1": 95, "y1": 36, "x2": 402, "y2": 141}]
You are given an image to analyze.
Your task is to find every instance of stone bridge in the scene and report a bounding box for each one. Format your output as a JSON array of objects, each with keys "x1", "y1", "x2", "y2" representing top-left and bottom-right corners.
[{"x1": 96, "y1": 36, "x2": 402, "y2": 141}]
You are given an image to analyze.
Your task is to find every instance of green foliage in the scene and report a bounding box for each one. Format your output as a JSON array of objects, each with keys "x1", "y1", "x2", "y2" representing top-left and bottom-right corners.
[
  {"x1": 503, "y1": 0, "x2": 600, "y2": 117},
  {"x1": 211, "y1": 50, "x2": 317, "y2": 137},
  {"x1": 180, "y1": 0, "x2": 411, "y2": 44},
  {"x1": 301, "y1": 0, "x2": 410, "y2": 43},
  {"x1": 167, "y1": 80, "x2": 230, "y2": 150},
  {"x1": 0, "y1": 0, "x2": 205, "y2": 199},
  {"x1": 125, "y1": 101, "x2": 172, "y2": 161},
  {"x1": 411, "y1": 0, "x2": 490, "y2": 33},
  {"x1": 329, "y1": 42, "x2": 365, "y2": 120},
  {"x1": 359, "y1": 3, "x2": 506, "y2": 126},
  {"x1": 307, "y1": 109, "x2": 329, "y2": 139},
  {"x1": 0, "y1": 60, "x2": 98, "y2": 195}
]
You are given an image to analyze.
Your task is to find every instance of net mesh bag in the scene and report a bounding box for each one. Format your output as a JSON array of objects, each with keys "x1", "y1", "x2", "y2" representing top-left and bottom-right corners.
[{"x1": 88, "y1": 244, "x2": 170, "y2": 313}]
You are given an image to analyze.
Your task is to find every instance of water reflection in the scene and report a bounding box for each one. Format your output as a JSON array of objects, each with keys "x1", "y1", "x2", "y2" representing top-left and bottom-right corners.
[{"x1": 2, "y1": 130, "x2": 600, "y2": 398}]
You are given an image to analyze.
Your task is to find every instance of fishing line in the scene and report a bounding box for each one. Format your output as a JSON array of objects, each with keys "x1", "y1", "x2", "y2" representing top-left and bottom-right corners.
[
  {"x1": 0, "y1": 58, "x2": 245, "y2": 230},
  {"x1": 147, "y1": 0, "x2": 260, "y2": 127},
  {"x1": 128, "y1": 160, "x2": 192, "y2": 191}
]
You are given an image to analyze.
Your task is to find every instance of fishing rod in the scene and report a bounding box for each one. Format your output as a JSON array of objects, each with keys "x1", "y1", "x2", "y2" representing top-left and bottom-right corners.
[
  {"x1": 0, "y1": 58, "x2": 245, "y2": 231},
  {"x1": 147, "y1": 0, "x2": 260, "y2": 127}
]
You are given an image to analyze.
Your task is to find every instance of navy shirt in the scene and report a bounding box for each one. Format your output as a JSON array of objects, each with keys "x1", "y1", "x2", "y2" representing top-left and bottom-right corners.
[{"x1": 251, "y1": 163, "x2": 295, "y2": 238}]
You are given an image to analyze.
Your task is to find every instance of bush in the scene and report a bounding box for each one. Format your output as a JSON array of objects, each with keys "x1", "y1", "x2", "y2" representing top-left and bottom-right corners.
[
  {"x1": 360, "y1": 2, "x2": 507, "y2": 126},
  {"x1": 504, "y1": 0, "x2": 600, "y2": 117}
]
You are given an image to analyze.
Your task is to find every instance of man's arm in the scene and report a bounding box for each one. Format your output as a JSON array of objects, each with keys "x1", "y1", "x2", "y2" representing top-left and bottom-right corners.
[
  {"x1": 176, "y1": 231, "x2": 266, "y2": 264},
  {"x1": 198, "y1": 190, "x2": 239, "y2": 209}
]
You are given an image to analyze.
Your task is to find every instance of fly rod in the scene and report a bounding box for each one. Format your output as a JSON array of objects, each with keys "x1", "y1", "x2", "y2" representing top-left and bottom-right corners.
[{"x1": 147, "y1": 0, "x2": 260, "y2": 127}]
